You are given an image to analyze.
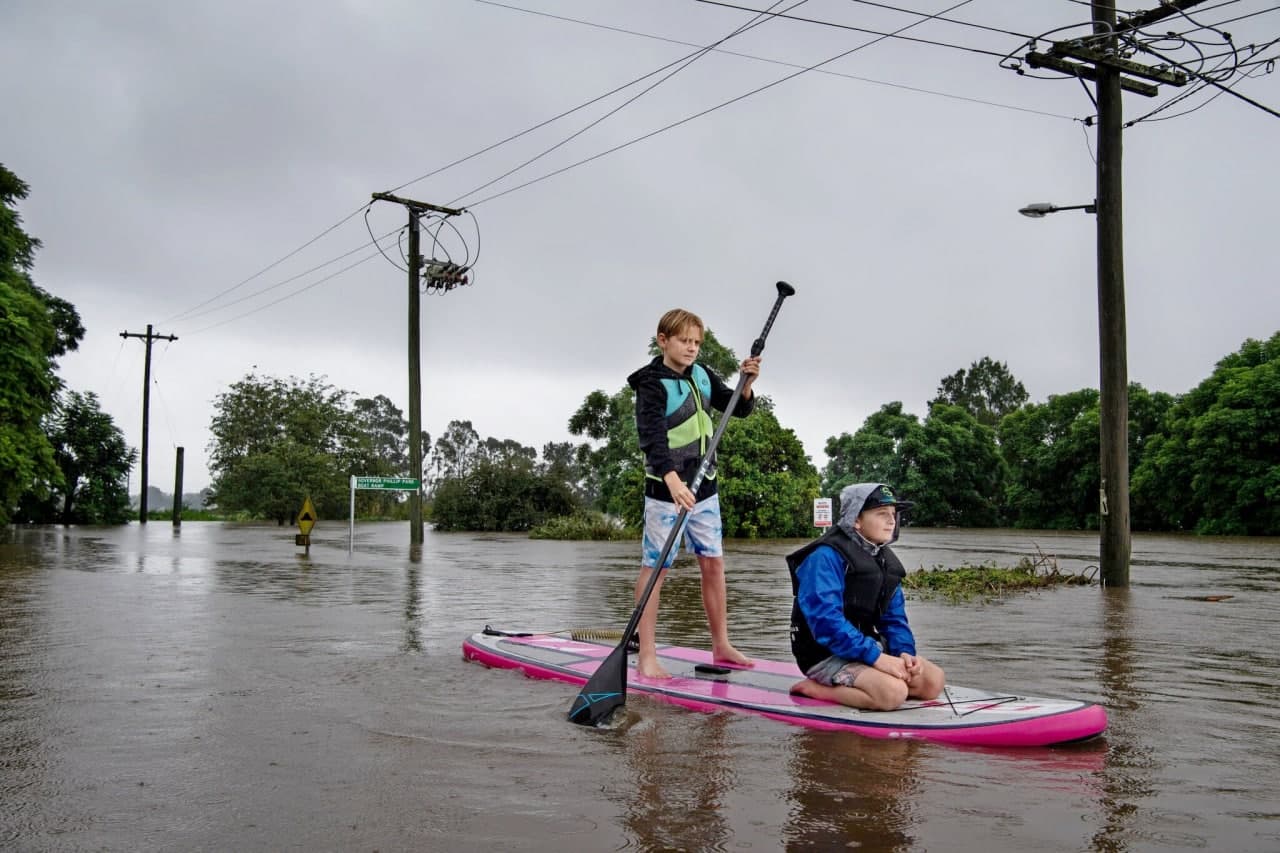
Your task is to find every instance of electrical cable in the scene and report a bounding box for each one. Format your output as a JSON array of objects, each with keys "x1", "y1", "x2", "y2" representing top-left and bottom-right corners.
[
  {"x1": 182, "y1": 250, "x2": 385, "y2": 337},
  {"x1": 464, "y1": 0, "x2": 981, "y2": 208},
  {"x1": 481, "y1": 0, "x2": 1075, "y2": 119},
  {"x1": 448, "y1": 0, "x2": 797, "y2": 207},
  {"x1": 696, "y1": 0, "x2": 1009, "y2": 58}
]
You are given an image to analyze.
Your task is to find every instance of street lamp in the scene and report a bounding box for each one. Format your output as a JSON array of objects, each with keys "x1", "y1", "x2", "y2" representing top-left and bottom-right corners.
[
  {"x1": 1018, "y1": 195, "x2": 1129, "y2": 588},
  {"x1": 1018, "y1": 200, "x2": 1097, "y2": 218}
]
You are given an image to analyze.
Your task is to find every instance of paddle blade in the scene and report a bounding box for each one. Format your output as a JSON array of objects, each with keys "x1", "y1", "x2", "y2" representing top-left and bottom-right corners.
[{"x1": 567, "y1": 641, "x2": 630, "y2": 726}]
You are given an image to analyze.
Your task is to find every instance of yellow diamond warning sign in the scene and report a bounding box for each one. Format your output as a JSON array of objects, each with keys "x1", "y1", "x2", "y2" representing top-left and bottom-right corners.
[{"x1": 297, "y1": 496, "x2": 318, "y2": 535}]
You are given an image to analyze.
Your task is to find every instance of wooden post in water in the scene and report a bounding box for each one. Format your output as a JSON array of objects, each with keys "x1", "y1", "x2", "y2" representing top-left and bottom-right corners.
[{"x1": 172, "y1": 447, "x2": 184, "y2": 527}]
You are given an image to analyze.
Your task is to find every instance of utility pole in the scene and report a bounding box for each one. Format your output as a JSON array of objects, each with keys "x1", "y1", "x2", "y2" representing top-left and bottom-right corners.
[
  {"x1": 120, "y1": 324, "x2": 178, "y2": 524},
  {"x1": 1019, "y1": 0, "x2": 1199, "y2": 587},
  {"x1": 370, "y1": 192, "x2": 468, "y2": 546},
  {"x1": 1093, "y1": 0, "x2": 1131, "y2": 588}
]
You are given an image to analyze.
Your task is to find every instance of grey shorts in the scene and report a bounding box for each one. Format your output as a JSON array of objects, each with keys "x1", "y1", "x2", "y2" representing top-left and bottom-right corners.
[{"x1": 805, "y1": 655, "x2": 869, "y2": 688}]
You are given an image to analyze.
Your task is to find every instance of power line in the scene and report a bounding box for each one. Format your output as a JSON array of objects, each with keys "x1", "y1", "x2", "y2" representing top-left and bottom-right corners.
[
  {"x1": 695, "y1": 0, "x2": 1009, "y2": 58},
  {"x1": 449, "y1": 0, "x2": 799, "y2": 207},
  {"x1": 162, "y1": 206, "x2": 367, "y2": 325},
  {"x1": 183, "y1": 249, "x2": 384, "y2": 336},
  {"x1": 465, "y1": 0, "x2": 980, "y2": 208},
  {"x1": 479, "y1": 0, "x2": 1074, "y2": 119}
]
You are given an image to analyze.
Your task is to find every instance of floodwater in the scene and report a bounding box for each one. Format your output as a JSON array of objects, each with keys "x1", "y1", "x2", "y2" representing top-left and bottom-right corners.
[{"x1": 1, "y1": 522, "x2": 1278, "y2": 853}]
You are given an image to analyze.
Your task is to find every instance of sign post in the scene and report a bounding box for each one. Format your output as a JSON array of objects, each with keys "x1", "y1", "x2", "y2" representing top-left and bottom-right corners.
[
  {"x1": 296, "y1": 495, "x2": 317, "y2": 555},
  {"x1": 813, "y1": 497, "x2": 833, "y2": 529},
  {"x1": 348, "y1": 476, "x2": 423, "y2": 552}
]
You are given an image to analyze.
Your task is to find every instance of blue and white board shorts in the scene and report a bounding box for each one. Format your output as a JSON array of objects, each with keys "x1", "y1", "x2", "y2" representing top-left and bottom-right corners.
[{"x1": 642, "y1": 494, "x2": 723, "y2": 569}]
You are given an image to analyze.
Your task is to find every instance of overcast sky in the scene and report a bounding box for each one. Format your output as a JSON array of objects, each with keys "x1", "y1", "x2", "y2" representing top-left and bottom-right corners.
[{"x1": 4, "y1": 0, "x2": 1277, "y2": 494}]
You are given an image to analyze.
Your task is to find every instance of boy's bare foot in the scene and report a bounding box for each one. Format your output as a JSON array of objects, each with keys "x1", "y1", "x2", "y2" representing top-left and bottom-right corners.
[
  {"x1": 636, "y1": 658, "x2": 671, "y2": 679},
  {"x1": 712, "y1": 644, "x2": 754, "y2": 668},
  {"x1": 789, "y1": 679, "x2": 818, "y2": 697}
]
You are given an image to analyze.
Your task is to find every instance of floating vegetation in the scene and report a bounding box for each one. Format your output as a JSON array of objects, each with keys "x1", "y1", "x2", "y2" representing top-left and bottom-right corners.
[
  {"x1": 529, "y1": 510, "x2": 636, "y2": 541},
  {"x1": 902, "y1": 548, "x2": 1097, "y2": 601}
]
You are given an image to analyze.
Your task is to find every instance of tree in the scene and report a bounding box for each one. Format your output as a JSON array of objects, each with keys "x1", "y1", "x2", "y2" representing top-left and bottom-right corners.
[
  {"x1": 821, "y1": 402, "x2": 920, "y2": 496},
  {"x1": 0, "y1": 164, "x2": 84, "y2": 523},
  {"x1": 997, "y1": 389, "x2": 1100, "y2": 530},
  {"x1": 717, "y1": 402, "x2": 821, "y2": 537},
  {"x1": 1133, "y1": 332, "x2": 1280, "y2": 535},
  {"x1": 930, "y1": 357, "x2": 1029, "y2": 428},
  {"x1": 351, "y1": 394, "x2": 411, "y2": 518},
  {"x1": 16, "y1": 390, "x2": 136, "y2": 524},
  {"x1": 568, "y1": 388, "x2": 643, "y2": 523},
  {"x1": 898, "y1": 403, "x2": 1006, "y2": 527},
  {"x1": 427, "y1": 419, "x2": 481, "y2": 491},
  {"x1": 429, "y1": 459, "x2": 578, "y2": 532},
  {"x1": 207, "y1": 374, "x2": 362, "y2": 522}
]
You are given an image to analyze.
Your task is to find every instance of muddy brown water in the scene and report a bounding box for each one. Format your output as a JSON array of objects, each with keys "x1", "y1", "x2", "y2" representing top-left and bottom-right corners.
[{"x1": 1, "y1": 522, "x2": 1278, "y2": 852}]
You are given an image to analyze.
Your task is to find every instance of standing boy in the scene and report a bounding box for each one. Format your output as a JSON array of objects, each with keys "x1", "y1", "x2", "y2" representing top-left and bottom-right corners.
[
  {"x1": 626, "y1": 308, "x2": 761, "y2": 679},
  {"x1": 788, "y1": 483, "x2": 945, "y2": 710}
]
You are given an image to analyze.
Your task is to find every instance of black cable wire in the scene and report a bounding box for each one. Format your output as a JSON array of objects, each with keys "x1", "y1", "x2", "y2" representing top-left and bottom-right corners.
[
  {"x1": 173, "y1": 226, "x2": 403, "y2": 326},
  {"x1": 840, "y1": 0, "x2": 1036, "y2": 39},
  {"x1": 366, "y1": 205, "x2": 409, "y2": 273},
  {"x1": 162, "y1": 205, "x2": 368, "y2": 325},
  {"x1": 449, "y1": 0, "x2": 798, "y2": 208},
  {"x1": 1135, "y1": 38, "x2": 1280, "y2": 118},
  {"x1": 696, "y1": 0, "x2": 1008, "y2": 58},
  {"x1": 483, "y1": 0, "x2": 1075, "y2": 119},
  {"x1": 183, "y1": 249, "x2": 385, "y2": 336},
  {"x1": 465, "y1": 0, "x2": 979, "y2": 208}
]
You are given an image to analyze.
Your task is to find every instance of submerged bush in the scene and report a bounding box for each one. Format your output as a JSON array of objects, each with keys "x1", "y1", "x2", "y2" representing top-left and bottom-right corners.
[
  {"x1": 529, "y1": 510, "x2": 635, "y2": 541},
  {"x1": 902, "y1": 549, "x2": 1096, "y2": 601}
]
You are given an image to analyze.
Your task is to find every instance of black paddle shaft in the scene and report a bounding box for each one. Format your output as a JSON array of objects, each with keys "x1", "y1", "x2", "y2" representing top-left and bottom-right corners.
[{"x1": 568, "y1": 281, "x2": 796, "y2": 727}]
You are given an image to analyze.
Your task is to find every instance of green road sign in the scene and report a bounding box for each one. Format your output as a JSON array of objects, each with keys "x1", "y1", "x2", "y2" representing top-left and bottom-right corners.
[{"x1": 352, "y1": 476, "x2": 421, "y2": 491}]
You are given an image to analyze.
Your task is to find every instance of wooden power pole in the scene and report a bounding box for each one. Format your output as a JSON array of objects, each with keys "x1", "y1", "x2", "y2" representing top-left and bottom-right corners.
[
  {"x1": 120, "y1": 324, "x2": 178, "y2": 524},
  {"x1": 370, "y1": 192, "x2": 466, "y2": 546},
  {"x1": 1021, "y1": 0, "x2": 1199, "y2": 586}
]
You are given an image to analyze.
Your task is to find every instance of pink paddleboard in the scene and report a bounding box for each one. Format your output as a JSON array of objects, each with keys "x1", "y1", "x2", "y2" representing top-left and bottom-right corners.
[{"x1": 463, "y1": 629, "x2": 1106, "y2": 748}]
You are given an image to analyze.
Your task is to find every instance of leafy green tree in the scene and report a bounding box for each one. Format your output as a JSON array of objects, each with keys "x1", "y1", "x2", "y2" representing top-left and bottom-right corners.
[
  {"x1": 540, "y1": 440, "x2": 596, "y2": 504},
  {"x1": 997, "y1": 388, "x2": 1100, "y2": 529},
  {"x1": 213, "y1": 439, "x2": 347, "y2": 524},
  {"x1": 478, "y1": 436, "x2": 537, "y2": 469},
  {"x1": 1133, "y1": 333, "x2": 1280, "y2": 535},
  {"x1": 0, "y1": 164, "x2": 84, "y2": 523},
  {"x1": 351, "y1": 394, "x2": 411, "y2": 518},
  {"x1": 930, "y1": 357, "x2": 1029, "y2": 428},
  {"x1": 427, "y1": 419, "x2": 481, "y2": 491},
  {"x1": 16, "y1": 390, "x2": 136, "y2": 524},
  {"x1": 207, "y1": 374, "x2": 362, "y2": 522},
  {"x1": 568, "y1": 387, "x2": 643, "y2": 523},
  {"x1": 898, "y1": 403, "x2": 1006, "y2": 527},
  {"x1": 821, "y1": 402, "x2": 920, "y2": 496},
  {"x1": 429, "y1": 459, "x2": 578, "y2": 532},
  {"x1": 718, "y1": 401, "x2": 821, "y2": 537}
]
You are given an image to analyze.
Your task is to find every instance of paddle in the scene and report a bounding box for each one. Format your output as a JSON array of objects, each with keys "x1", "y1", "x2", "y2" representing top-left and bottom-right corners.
[{"x1": 568, "y1": 280, "x2": 796, "y2": 727}]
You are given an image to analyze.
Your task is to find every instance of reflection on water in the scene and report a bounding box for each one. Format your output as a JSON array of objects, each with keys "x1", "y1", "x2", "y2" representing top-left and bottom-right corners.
[
  {"x1": 782, "y1": 731, "x2": 923, "y2": 851},
  {"x1": 1, "y1": 522, "x2": 1279, "y2": 851}
]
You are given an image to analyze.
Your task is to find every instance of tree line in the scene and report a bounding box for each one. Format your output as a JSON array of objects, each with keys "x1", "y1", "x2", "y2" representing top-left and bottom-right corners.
[
  {"x1": 4, "y1": 164, "x2": 1276, "y2": 536},
  {"x1": 2, "y1": 164, "x2": 135, "y2": 525}
]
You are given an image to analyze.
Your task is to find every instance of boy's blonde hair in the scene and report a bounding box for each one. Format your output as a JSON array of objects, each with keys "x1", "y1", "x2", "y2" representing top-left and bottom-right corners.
[{"x1": 657, "y1": 308, "x2": 704, "y2": 339}]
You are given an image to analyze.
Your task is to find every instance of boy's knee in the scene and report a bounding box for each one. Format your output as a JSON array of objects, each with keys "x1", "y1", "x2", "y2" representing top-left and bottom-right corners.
[{"x1": 874, "y1": 679, "x2": 909, "y2": 711}]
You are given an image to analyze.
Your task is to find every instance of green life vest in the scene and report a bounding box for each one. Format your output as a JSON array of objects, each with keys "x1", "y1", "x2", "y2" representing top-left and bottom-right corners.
[{"x1": 645, "y1": 363, "x2": 716, "y2": 482}]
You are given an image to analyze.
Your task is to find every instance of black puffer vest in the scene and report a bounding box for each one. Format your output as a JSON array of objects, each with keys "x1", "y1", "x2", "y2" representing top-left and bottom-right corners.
[{"x1": 786, "y1": 526, "x2": 906, "y2": 673}]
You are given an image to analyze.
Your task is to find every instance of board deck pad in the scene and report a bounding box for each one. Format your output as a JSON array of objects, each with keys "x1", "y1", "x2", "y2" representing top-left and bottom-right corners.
[{"x1": 463, "y1": 629, "x2": 1107, "y2": 748}]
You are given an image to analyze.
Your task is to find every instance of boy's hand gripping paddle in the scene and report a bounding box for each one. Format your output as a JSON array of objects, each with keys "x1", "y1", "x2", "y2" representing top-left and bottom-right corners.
[{"x1": 568, "y1": 281, "x2": 796, "y2": 727}]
